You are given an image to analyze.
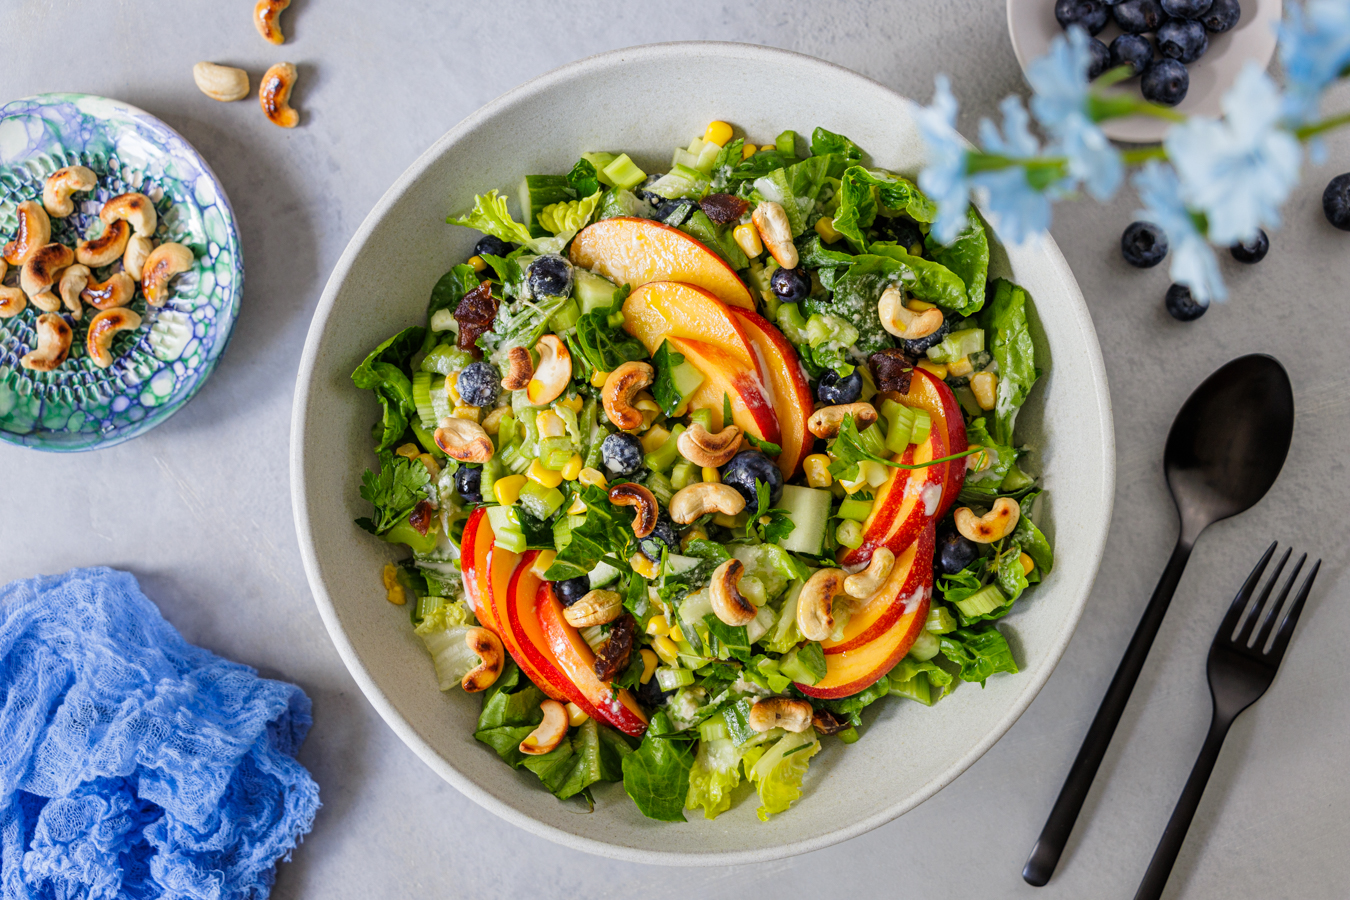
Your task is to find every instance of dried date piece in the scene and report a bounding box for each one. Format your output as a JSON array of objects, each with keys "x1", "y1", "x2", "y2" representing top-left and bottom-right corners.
[
  {"x1": 812, "y1": 708, "x2": 850, "y2": 736},
  {"x1": 593, "y1": 614, "x2": 636, "y2": 683},
  {"x1": 699, "y1": 193, "x2": 749, "y2": 225},
  {"x1": 869, "y1": 348, "x2": 917, "y2": 395},
  {"x1": 408, "y1": 499, "x2": 435, "y2": 536},
  {"x1": 453, "y1": 280, "x2": 498, "y2": 357}
]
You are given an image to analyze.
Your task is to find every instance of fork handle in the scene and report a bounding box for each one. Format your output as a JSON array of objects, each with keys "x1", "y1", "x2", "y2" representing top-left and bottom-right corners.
[
  {"x1": 1024, "y1": 539, "x2": 1194, "y2": 886},
  {"x1": 1134, "y1": 711, "x2": 1234, "y2": 900}
]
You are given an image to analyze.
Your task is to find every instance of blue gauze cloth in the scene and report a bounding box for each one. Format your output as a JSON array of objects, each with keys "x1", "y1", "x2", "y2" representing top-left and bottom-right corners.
[{"x1": 0, "y1": 567, "x2": 320, "y2": 900}]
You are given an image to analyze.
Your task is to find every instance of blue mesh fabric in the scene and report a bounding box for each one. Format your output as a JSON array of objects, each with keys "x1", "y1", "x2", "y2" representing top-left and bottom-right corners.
[{"x1": 0, "y1": 568, "x2": 319, "y2": 900}]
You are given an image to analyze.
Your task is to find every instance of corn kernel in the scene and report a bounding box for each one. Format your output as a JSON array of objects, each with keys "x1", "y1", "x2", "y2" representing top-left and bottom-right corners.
[
  {"x1": 531, "y1": 549, "x2": 558, "y2": 578},
  {"x1": 578, "y1": 467, "x2": 608, "y2": 489},
  {"x1": 635, "y1": 392, "x2": 661, "y2": 428},
  {"x1": 652, "y1": 636, "x2": 680, "y2": 667},
  {"x1": 536, "y1": 409, "x2": 566, "y2": 438},
  {"x1": 917, "y1": 360, "x2": 948, "y2": 380},
  {"x1": 803, "y1": 453, "x2": 832, "y2": 488},
  {"x1": 814, "y1": 216, "x2": 842, "y2": 244},
  {"x1": 680, "y1": 526, "x2": 708, "y2": 552},
  {"x1": 394, "y1": 443, "x2": 420, "y2": 459},
  {"x1": 451, "y1": 405, "x2": 480, "y2": 422},
  {"x1": 494, "y1": 473, "x2": 527, "y2": 505},
  {"x1": 639, "y1": 649, "x2": 659, "y2": 684},
  {"x1": 641, "y1": 424, "x2": 672, "y2": 454},
  {"x1": 668, "y1": 624, "x2": 686, "y2": 644},
  {"x1": 557, "y1": 394, "x2": 584, "y2": 413},
  {"x1": 527, "y1": 458, "x2": 564, "y2": 489},
  {"x1": 566, "y1": 495, "x2": 587, "y2": 515},
  {"x1": 630, "y1": 552, "x2": 660, "y2": 579},
  {"x1": 565, "y1": 702, "x2": 590, "y2": 727},
  {"x1": 948, "y1": 355, "x2": 974, "y2": 377},
  {"x1": 1019, "y1": 552, "x2": 1035, "y2": 576},
  {"x1": 591, "y1": 370, "x2": 610, "y2": 388},
  {"x1": 971, "y1": 371, "x2": 998, "y2": 410},
  {"x1": 701, "y1": 466, "x2": 720, "y2": 484},
  {"x1": 713, "y1": 511, "x2": 744, "y2": 528},
  {"x1": 966, "y1": 445, "x2": 991, "y2": 473},
  {"x1": 417, "y1": 454, "x2": 441, "y2": 479},
  {"x1": 381, "y1": 563, "x2": 406, "y2": 606},
  {"x1": 561, "y1": 454, "x2": 584, "y2": 481},
  {"x1": 704, "y1": 120, "x2": 733, "y2": 147},
  {"x1": 741, "y1": 143, "x2": 757, "y2": 159},
  {"x1": 646, "y1": 615, "x2": 670, "y2": 637},
  {"x1": 482, "y1": 406, "x2": 510, "y2": 434},
  {"x1": 733, "y1": 223, "x2": 763, "y2": 258},
  {"x1": 907, "y1": 298, "x2": 937, "y2": 311},
  {"x1": 468, "y1": 255, "x2": 487, "y2": 273}
]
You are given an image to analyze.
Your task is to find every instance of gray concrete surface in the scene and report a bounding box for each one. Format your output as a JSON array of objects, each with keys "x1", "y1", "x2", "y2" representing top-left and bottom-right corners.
[{"x1": 3, "y1": 1, "x2": 1348, "y2": 897}]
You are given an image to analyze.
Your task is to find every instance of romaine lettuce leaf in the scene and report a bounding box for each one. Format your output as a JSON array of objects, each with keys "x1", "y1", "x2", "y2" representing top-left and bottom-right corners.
[
  {"x1": 983, "y1": 278, "x2": 1040, "y2": 446},
  {"x1": 351, "y1": 327, "x2": 425, "y2": 451},
  {"x1": 956, "y1": 417, "x2": 1018, "y2": 503},
  {"x1": 810, "y1": 127, "x2": 864, "y2": 161},
  {"x1": 924, "y1": 207, "x2": 990, "y2": 314},
  {"x1": 832, "y1": 167, "x2": 936, "y2": 250},
  {"x1": 802, "y1": 255, "x2": 897, "y2": 356},
  {"x1": 685, "y1": 736, "x2": 743, "y2": 819},
  {"x1": 867, "y1": 243, "x2": 974, "y2": 314},
  {"x1": 446, "y1": 189, "x2": 533, "y2": 247},
  {"x1": 473, "y1": 662, "x2": 545, "y2": 767},
  {"x1": 732, "y1": 543, "x2": 804, "y2": 603},
  {"x1": 427, "y1": 264, "x2": 480, "y2": 322},
  {"x1": 522, "y1": 718, "x2": 632, "y2": 802},
  {"x1": 939, "y1": 626, "x2": 1018, "y2": 685},
  {"x1": 747, "y1": 731, "x2": 820, "y2": 820},
  {"x1": 622, "y1": 731, "x2": 696, "y2": 822},
  {"x1": 888, "y1": 655, "x2": 954, "y2": 706},
  {"x1": 414, "y1": 599, "x2": 478, "y2": 690},
  {"x1": 543, "y1": 483, "x2": 632, "y2": 581},
  {"x1": 1013, "y1": 491, "x2": 1054, "y2": 574}
]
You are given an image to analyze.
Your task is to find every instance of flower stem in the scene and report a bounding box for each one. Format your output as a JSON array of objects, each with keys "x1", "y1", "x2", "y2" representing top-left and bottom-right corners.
[
  {"x1": 1121, "y1": 146, "x2": 1168, "y2": 165},
  {"x1": 1295, "y1": 110, "x2": 1350, "y2": 141}
]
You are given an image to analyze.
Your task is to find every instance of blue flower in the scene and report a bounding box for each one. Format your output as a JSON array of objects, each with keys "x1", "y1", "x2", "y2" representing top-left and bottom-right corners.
[
  {"x1": 1026, "y1": 27, "x2": 1123, "y2": 200},
  {"x1": 1133, "y1": 161, "x2": 1227, "y2": 303},
  {"x1": 1279, "y1": 0, "x2": 1350, "y2": 125},
  {"x1": 916, "y1": 75, "x2": 974, "y2": 244},
  {"x1": 979, "y1": 94, "x2": 1040, "y2": 158},
  {"x1": 970, "y1": 96, "x2": 1057, "y2": 243},
  {"x1": 1164, "y1": 63, "x2": 1301, "y2": 246}
]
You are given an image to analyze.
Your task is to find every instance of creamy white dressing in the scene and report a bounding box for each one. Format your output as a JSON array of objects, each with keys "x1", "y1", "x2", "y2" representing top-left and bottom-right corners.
[{"x1": 921, "y1": 483, "x2": 942, "y2": 517}]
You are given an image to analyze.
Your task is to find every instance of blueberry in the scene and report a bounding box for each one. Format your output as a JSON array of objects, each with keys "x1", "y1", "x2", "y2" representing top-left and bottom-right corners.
[
  {"x1": 636, "y1": 174, "x2": 665, "y2": 206},
  {"x1": 720, "y1": 450, "x2": 783, "y2": 507},
  {"x1": 1322, "y1": 174, "x2": 1350, "y2": 231},
  {"x1": 638, "y1": 512, "x2": 679, "y2": 562},
  {"x1": 875, "y1": 216, "x2": 924, "y2": 253},
  {"x1": 1161, "y1": 0, "x2": 1212, "y2": 17},
  {"x1": 816, "y1": 368, "x2": 863, "y2": 405},
  {"x1": 1141, "y1": 58, "x2": 1190, "y2": 106},
  {"x1": 1121, "y1": 221, "x2": 1169, "y2": 268},
  {"x1": 1087, "y1": 37, "x2": 1111, "y2": 80},
  {"x1": 473, "y1": 235, "x2": 516, "y2": 259},
  {"x1": 554, "y1": 576, "x2": 590, "y2": 606},
  {"x1": 455, "y1": 465, "x2": 482, "y2": 504},
  {"x1": 527, "y1": 254, "x2": 573, "y2": 298},
  {"x1": 937, "y1": 530, "x2": 979, "y2": 576},
  {"x1": 770, "y1": 266, "x2": 810, "y2": 303},
  {"x1": 1157, "y1": 18, "x2": 1208, "y2": 63},
  {"x1": 1113, "y1": 0, "x2": 1164, "y2": 33},
  {"x1": 1229, "y1": 229, "x2": 1268, "y2": 264},
  {"x1": 456, "y1": 361, "x2": 500, "y2": 407},
  {"x1": 601, "y1": 432, "x2": 644, "y2": 477},
  {"x1": 655, "y1": 198, "x2": 698, "y2": 226},
  {"x1": 1055, "y1": 0, "x2": 1109, "y2": 34},
  {"x1": 636, "y1": 672, "x2": 674, "y2": 708},
  {"x1": 1165, "y1": 283, "x2": 1208, "y2": 321},
  {"x1": 1110, "y1": 33, "x2": 1154, "y2": 77},
  {"x1": 902, "y1": 312, "x2": 951, "y2": 355},
  {"x1": 1200, "y1": 0, "x2": 1240, "y2": 32}
]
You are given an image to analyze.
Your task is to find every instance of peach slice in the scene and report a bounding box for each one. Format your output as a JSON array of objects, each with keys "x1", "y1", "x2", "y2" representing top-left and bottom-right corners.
[
  {"x1": 897, "y1": 367, "x2": 968, "y2": 520},
  {"x1": 825, "y1": 525, "x2": 934, "y2": 655},
  {"x1": 570, "y1": 217, "x2": 755, "y2": 310},
  {"x1": 504, "y1": 551, "x2": 605, "y2": 710},
  {"x1": 729, "y1": 307, "x2": 815, "y2": 479},
  {"x1": 623, "y1": 281, "x2": 758, "y2": 368},
  {"x1": 667, "y1": 336, "x2": 781, "y2": 446},
  {"x1": 838, "y1": 427, "x2": 947, "y2": 569}
]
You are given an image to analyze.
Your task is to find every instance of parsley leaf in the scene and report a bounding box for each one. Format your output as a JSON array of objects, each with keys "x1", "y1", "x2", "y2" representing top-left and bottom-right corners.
[
  {"x1": 356, "y1": 452, "x2": 431, "y2": 535},
  {"x1": 567, "y1": 158, "x2": 601, "y2": 199},
  {"x1": 543, "y1": 484, "x2": 632, "y2": 580},
  {"x1": 743, "y1": 433, "x2": 782, "y2": 457},
  {"x1": 747, "y1": 479, "x2": 795, "y2": 545}
]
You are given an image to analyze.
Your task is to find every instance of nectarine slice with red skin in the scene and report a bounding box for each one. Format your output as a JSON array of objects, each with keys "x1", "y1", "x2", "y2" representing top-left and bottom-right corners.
[
  {"x1": 537, "y1": 584, "x2": 648, "y2": 737},
  {"x1": 899, "y1": 367, "x2": 968, "y2": 520},
  {"x1": 570, "y1": 217, "x2": 755, "y2": 310},
  {"x1": 667, "y1": 336, "x2": 782, "y2": 446},
  {"x1": 838, "y1": 428, "x2": 946, "y2": 569},
  {"x1": 504, "y1": 551, "x2": 604, "y2": 709},
  {"x1": 730, "y1": 307, "x2": 815, "y2": 480},
  {"x1": 826, "y1": 525, "x2": 934, "y2": 655},
  {"x1": 624, "y1": 281, "x2": 759, "y2": 369}
]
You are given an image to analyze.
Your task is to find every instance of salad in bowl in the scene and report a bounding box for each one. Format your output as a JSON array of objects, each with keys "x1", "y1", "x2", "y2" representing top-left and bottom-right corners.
[{"x1": 351, "y1": 122, "x2": 1052, "y2": 823}]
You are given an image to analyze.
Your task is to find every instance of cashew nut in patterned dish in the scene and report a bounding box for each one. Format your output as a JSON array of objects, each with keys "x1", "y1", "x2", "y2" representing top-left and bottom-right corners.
[
  {"x1": 253, "y1": 0, "x2": 291, "y2": 44},
  {"x1": 433, "y1": 417, "x2": 494, "y2": 463},
  {"x1": 0, "y1": 261, "x2": 25, "y2": 318},
  {"x1": 140, "y1": 242, "x2": 194, "y2": 306},
  {"x1": 122, "y1": 234, "x2": 153, "y2": 281},
  {"x1": 748, "y1": 697, "x2": 813, "y2": 733},
  {"x1": 42, "y1": 166, "x2": 97, "y2": 218},
  {"x1": 844, "y1": 548, "x2": 895, "y2": 600},
  {"x1": 193, "y1": 62, "x2": 251, "y2": 102},
  {"x1": 20, "y1": 313, "x2": 73, "y2": 372},
  {"x1": 58, "y1": 264, "x2": 91, "y2": 319},
  {"x1": 526, "y1": 334, "x2": 571, "y2": 405},
  {"x1": 100, "y1": 192, "x2": 157, "y2": 238},
  {"x1": 86, "y1": 308, "x2": 141, "y2": 368},
  {"x1": 608, "y1": 482, "x2": 658, "y2": 538},
  {"x1": 797, "y1": 568, "x2": 846, "y2": 642},
  {"x1": 21, "y1": 243, "x2": 74, "y2": 312},
  {"x1": 519, "y1": 700, "x2": 568, "y2": 756},
  {"x1": 709, "y1": 558, "x2": 758, "y2": 627},
  {"x1": 461, "y1": 627, "x2": 504, "y2": 692},
  {"x1": 954, "y1": 497, "x2": 1021, "y2": 543},
  {"x1": 259, "y1": 62, "x2": 300, "y2": 128},
  {"x1": 676, "y1": 421, "x2": 742, "y2": 468},
  {"x1": 76, "y1": 219, "x2": 130, "y2": 268},
  {"x1": 3, "y1": 201, "x2": 52, "y2": 266},
  {"x1": 602, "y1": 360, "x2": 653, "y2": 431},
  {"x1": 668, "y1": 482, "x2": 746, "y2": 524},
  {"x1": 807, "y1": 401, "x2": 877, "y2": 439},
  {"x1": 878, "y1": 285, "x2": 944, "y2": 340},
  {"x1": 82, "y1": 272, "x2": 136, "y2": 311},
  {"x1": 501, "y1": 345, "x2": 533, "y2": 390}
]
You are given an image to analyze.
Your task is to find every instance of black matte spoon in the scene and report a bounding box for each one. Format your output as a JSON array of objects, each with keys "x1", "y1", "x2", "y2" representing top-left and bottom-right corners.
[{"x1": 1023, "y1": 354, "x2": 1294, "y2": 887}]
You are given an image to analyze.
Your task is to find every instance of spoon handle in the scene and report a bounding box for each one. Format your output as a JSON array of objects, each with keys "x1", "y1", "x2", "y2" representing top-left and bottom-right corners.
[{"x1": 1022, "y1": 539, "x2": 1194, "y2": 887}]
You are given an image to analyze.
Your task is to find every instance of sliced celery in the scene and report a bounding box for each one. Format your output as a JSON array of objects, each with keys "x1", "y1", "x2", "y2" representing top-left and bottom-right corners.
[
  {"x1": 689, "y1": 408, "x2": 713, "y2": 432},
  {"x1": 479, "y1": 458, "x2": 502, "y2": 501},
  {"x1": 582, "y1": 152, "x2": 617, "y2": 185},
  {"x1": 656, "y1": 667, "x2": 695, "y2": 691},
  {"x1": 411, "y1": 371, "x2": 439, "y2": 430},
  {"x1": 908, "y1": 629, "x2": 940, "y2": 662},
  {"x1": 671, "y1": 460, "x2": 698, "y2": 491},
  {"x1": 603, "y1": 154, "x2": 647, "y2": 190},
  {"x1": 910, "y1": 409, "x2": 932, "y2": 446},
  {"x1": 954, "y1": 584, "x2": 1007, "y2": 619},
  {"x1": 485, "y1": 506, "x2": 526, "y2": 552},
  {"x1": 926, "y1": 328, "x2": 985, "y2": 364},
  {"x1": 836, "y1": 519, "x2": 864, "y2": 549},
  {"x1": 856, "y1": 423, "x2": 887, "y2": 459},
  {"x1": 1001, "y1": 463, "x2": 1035, "y2": 491},
  {"x1": 890, "y1": 672, "x2": 932, "y2": 706},
  {"x1": 836, "y1": 497, "x2": 874, "y2": 522},
  {"x1": 775, "y1": 130, "x2": 798, "y2": 156},
  {"x1": 644, "y1": 424, "x2": 686, "y2": 472},
  {"x1": 646, "y1": 472, "x2": 674, "y2": 506},
  {"x1": 518, "y1": 481, "x2": 564, "y2": 520},
  {"x1": 837, "y1": 727, "x2": 861, "y2": 743},
  {"x1": 421, "y1": 343, "x2": 475, "y2": 375},
  {"x1": 926, "y1": 605, "x2": 957, "y2": 634},
  {"x1": 882, "y1": 400, "x2": 916, "y2": 454}
]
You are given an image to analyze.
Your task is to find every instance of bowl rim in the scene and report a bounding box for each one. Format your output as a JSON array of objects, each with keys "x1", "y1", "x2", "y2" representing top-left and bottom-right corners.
[{"x1": 290, "y1": 40, "x2": 1115, "y2": 866}]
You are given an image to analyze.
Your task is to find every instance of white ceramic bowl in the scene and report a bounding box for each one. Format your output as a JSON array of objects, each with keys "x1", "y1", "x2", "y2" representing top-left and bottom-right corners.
[{"x1": 291, "y1": 42, "x2": 1115, "y2": 866}]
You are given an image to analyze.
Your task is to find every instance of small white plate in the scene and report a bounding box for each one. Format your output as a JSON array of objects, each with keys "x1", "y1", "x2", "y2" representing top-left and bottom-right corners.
[{"x1": 1007, "y1": 0, "x2": 1282, "y2": 143}]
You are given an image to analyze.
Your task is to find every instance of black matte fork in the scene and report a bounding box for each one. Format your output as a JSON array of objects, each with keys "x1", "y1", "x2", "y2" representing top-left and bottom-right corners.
[{"x1": 1133, "y1": 542, "x2": 1321, "y2": 900}]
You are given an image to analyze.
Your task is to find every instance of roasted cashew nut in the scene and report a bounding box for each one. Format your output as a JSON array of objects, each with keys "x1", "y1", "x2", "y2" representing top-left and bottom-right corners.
[
  {"x1": 86, "y1": 308, "x2": 142, "y2": 368},
  {"x1": 259, "y1": 62, "x2": 300, "y2": 128},
  {"x1": 602, "y1": 360, "x2": 654, "y2": 431},
  {"x1": 42, "y1": 166, "x2": 97, "y2": 218},
  {"x1": 608, "y1": 482, "x2": 658, "y2": 539},
  {"x1": 797, "y1": 568, "x2": 846, "y2": 642},
  {"x1": 501, "y1": 345, "x2": 533, "y2": 390},
  {"x1": 100, "y1": 192, "x2": 157, "y2": 238},
  {"x1": 461, "y1": 627, "x2": 504, "y2": 692},
  {"x1": 519, "y1": 699, "x2": 568, "y2": 756},
  {"x1": 807, "y1": 401, "x2": 878, "y2": 439},
  {"x1": 676, "y1": 421, "x2": 743, "y2": 468},
  {"x1": 433, "y1": 416, "x2": 494, "y2": 463},
  {"x1": 254, "y1": 0, "x2": 291, "y2": 44},
  {"x1": 954, "y1": 497, "x2": 1021, "y2": 543},
  {"x1": 82, "y1": 272, "x2": 136, "y2": 311},
  {"x1": 2, "y1": 201, "x2": 52, "y2": 266},
  {"x1": 76, "y1": 219, "x2": 131, "y2": 268},
  {"x1": 710, "y1": 558, "x2": 757, "y2": 627},
  {"x1": 751, "y1": 200, "x2": 798, "y2": 269},
  {"x1": 668, "y1": 481, "x2": 746, "y2": 525},
  {"x1": 0, "y1": 261, "x2": 25, "y2": 318},
  {"x1": 193, "y1": 62, "x2": 251, "y2": 102},
  {"x1": 20, "y1": 313, "x2": 73, "y2": 372},
  {"x1": 526, "y1": 334, "x2": 571, "y2": 405},
  {"x1": 748, "y1": 697, "x2": 813, "y2": 733},
  {"x1": 141, "y1": 242, "x2": 194, "y2": 306},
  {"x1": 844, "y1": 548, "x2": 895, "y2": 601},
  {"x1": 21, "y1": 243, "x2": 75, "y2": 312},
  {"x1": 878, "y1": 285, "x2": 944, "y2": 340},
  {"x1": 58, "y1": 264, "x2": 91, "y2": 319},
  {"x1": 122, "y1": 234, "x2": 153, "y2": 281},
  {"x1": 562, "y1": 589, "x2": 623, "y2": 628}
]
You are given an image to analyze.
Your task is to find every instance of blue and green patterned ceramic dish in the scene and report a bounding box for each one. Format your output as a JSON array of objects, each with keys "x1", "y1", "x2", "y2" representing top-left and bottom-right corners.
[{"x1": 0, "y1": 93, "x2": 243, "y2": 451}]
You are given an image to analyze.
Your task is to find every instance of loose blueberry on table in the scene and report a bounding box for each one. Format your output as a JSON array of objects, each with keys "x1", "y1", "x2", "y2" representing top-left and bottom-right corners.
[
  {"x1": 1322, "y1": 174, "x2": 1350, "y2": 231},
  {"x1": 1121, "y1": 221, "x2": 1169, "y2": 268},
  {"x1": 1165, "y1": 283, "x2": 1208, "y2": 321},
  {"x1": 1230, "y1": 230, "x2": 1269, "y2": 264}
]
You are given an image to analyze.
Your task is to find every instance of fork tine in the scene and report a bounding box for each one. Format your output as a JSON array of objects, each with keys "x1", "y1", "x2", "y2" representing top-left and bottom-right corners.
[
  {"x1": 1219, "y1": 542, "x2": 1277, "y2": 639},
  {"x1": 1268, "y1": 559, "x2": 1321, "y2": 661},
  {"x1": 1237, "y1": 547, "x2": 1290, "y2": 645},
  {"x1": 1254, "y1": 554, "x2": 1306, "y2": 650}
]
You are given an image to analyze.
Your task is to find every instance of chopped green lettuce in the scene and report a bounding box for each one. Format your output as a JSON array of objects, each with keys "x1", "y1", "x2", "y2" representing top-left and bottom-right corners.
[
  {"x1": 939, "y1": 626, "x2": 1019, "y2": 685},
  {"x1": 810, "y1": 127, "x2": 864, "y2": 161},
  {"x1": 622, "y1": 731, "x2": 696, "y2": 822},
  {"x1": 745, "y1": 730, "x2": 820, "y2": 820},
  {"x1": 983, "y1": 278, "x2": 1040, "y2": 445},
  {"x1": 924, "y1": 207, "x2": 990, "y2": 314},
  {"x1": 868, "y1": 243, "x2": 977, "y2": 314},
  {"x1": 414, "y1": 599, "x2": 478, "y2": 690},
  {"x1": 685, "y1": 736, "x2": 743, "y2": 819},
  {"x1": 351, "y1": 326, "x2": 425, "y2": 451},
  {"x1": 427, "y1": 264, "x2": 481, "y2": 323},
  {"x1": 446, "y1": 189, "x2": 533, "y2": 247}
]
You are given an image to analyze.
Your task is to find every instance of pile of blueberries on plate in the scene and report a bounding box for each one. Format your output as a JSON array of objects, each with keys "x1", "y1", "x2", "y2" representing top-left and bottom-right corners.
[{"x1": 1054, "y1": 0, "x2": 1242, "y2": 106}]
